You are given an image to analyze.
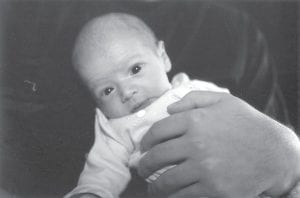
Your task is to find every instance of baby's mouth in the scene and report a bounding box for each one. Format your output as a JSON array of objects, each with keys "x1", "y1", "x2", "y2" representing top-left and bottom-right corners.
[{"x1": 132, "y1": 98, "x2": 157, "y2": 113}]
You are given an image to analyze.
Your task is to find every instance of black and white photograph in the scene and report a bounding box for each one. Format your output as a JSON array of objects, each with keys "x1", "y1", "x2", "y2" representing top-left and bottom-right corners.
[{"x1": 0, "y1": 1, "x2": 299, "y2": 198}]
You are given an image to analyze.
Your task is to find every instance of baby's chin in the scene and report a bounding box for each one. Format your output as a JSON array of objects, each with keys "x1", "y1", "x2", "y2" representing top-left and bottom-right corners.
[
  {"x1": 131, "y1": 97, "x2": 158, "y2": 114},
  {"x1": 104, "y1": 111, "x2": 129, "y2": 120},
  {"x1": 103, "y1": 108, "x2": 136, "y2": 119},
  {"x1": 97, "y1": 104, "x2": 130, "y2": 119}
]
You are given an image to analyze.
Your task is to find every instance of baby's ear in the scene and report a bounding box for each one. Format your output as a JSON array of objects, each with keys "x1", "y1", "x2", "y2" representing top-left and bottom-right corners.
[{"x1": 157, "y1": 40, "x2": 172, "y2": 72}]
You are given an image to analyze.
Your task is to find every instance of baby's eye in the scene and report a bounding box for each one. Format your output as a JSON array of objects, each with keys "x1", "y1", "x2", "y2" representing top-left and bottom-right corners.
[
  {"x1": 131, "y1": 64, "x2": 142, "y2": 74},
  {"x1": 103, "y1": 87, "x2": 114, "y2": 96}
]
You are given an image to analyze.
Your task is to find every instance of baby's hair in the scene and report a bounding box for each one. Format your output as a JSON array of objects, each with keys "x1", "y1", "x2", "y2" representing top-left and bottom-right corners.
[{"x1": 72, "y1": 12, "x2": 158, "y2": 70}]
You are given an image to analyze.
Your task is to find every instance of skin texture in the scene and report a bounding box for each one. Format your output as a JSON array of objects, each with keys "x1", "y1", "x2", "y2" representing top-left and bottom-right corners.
[
  {"x1": 71, "y1": 193, "x2": 100, "y2": 198},
  {"x1": 71, "y1": 13, "x2": 300, "y2": 198},
  {"x1": 73, "y1": 13, "x2": 172, "y2": 119},
  {"x1": 138, "y1": 91, "x2": 300, "y2": 198}
]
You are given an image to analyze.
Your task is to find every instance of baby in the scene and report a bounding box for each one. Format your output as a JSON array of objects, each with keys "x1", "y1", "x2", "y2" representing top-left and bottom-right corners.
[{"x1": 65, "y1": 13, "x2": 228, "y2": 198}]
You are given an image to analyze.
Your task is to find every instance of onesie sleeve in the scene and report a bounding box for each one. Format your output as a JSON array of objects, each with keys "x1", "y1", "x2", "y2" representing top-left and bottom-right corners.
[{"x1": 64, "y1": 112, "x2": 131, "y2": 198}]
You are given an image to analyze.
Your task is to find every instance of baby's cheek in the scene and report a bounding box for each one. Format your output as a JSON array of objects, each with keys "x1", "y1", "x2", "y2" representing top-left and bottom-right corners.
[
  {"x1": 96, "y1": 100, "x2": 113, "y2": 117},
  {"x1": 99, "y1": 100, "x2": 131, "y2": 119}
]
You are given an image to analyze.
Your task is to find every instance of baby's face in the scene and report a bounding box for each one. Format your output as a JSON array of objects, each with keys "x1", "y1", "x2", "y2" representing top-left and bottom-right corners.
[{"x1": 77, "y1": 38, "x2": 171, "y2": 119}]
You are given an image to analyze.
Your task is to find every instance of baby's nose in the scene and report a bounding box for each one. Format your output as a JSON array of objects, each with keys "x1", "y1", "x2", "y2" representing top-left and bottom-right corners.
[{"x1": 120, "y1": 84, "x2": 138, "y2": 103}]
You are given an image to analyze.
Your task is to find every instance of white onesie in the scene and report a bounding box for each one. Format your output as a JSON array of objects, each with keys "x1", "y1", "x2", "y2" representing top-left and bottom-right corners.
[{"x1": 64, "y1": 73, "x2": 229, "y2": 198}]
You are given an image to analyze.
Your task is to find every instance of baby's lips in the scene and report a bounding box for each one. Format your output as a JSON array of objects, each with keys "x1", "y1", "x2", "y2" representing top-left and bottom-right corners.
[{"x1": 133, "y1": 97, "x2": 157, "y2": 113}]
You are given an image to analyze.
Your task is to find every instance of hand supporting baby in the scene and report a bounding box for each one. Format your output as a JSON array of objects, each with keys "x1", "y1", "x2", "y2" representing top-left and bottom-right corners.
[
  {"x1": 70, "y1": 193, "x2": 101, "y2": 198},
  {"x1": 139, "y1": 91, "x2": 300, "y2": 198}
]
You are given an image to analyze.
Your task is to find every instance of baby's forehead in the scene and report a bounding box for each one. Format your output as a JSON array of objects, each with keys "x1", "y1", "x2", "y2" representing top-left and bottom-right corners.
[
  {"x1": 74, "y1": 13, "x2": 157, "y2": 70},
  {"x1": 77, "y1": 38, "x2": 144, "y2": 74},
  {"x1": 78, "y1": 32, "x2": 152, "y2": 65},
  {"x1": 78, "y1": 14, "x2": 155, "y2": 49}
]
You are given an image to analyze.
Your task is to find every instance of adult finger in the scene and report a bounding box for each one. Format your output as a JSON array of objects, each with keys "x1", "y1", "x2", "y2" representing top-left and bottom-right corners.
[
  {"x1": 138, "y1": 137, "x2": 190, "y2": 178},
  {"x1": 141, "y1": 113, "x2": 187, "y2": 152},
  {"x1": 167, "y1": 91, "x2": 226, "y2": 114},
  {"x1": 150, "y1": 161, "x2": 200, "y2": 196},
  {"x1": 167, "y1": 182, "x2": 211, "y2": 198}
]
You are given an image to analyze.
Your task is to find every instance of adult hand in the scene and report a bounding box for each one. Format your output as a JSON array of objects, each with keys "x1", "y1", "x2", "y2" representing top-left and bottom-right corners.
[
  {"x1": 70, "y1": 193, "x2": 101, "y2": 198},
  {"x1": 138, "y1": 91, "x2": 300, "y2": 198}
]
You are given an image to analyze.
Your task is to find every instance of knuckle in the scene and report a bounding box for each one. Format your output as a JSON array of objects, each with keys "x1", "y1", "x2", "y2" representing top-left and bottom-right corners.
[
  {"x1": 188, "y1": 109, "x2": 206, "y2": 126},
  {"x1": 217, "y1": 92, "x2": 231, "y2": 101},
  {"x1": 183, "y1": 90, "x2": 199, "y2": 102},
  {"x1": 189, "y1": 140, "x2": 205, "y2": 156},
  {"x1": 220, "y1": 93, "x2": 247, "y2": 111},
  {"x1": 230, "y1": 97, "x2": 249, "y2": 113},
  {"x1": 200, "y1": 158, "x2": 219, "y2": 173},
  {"x1": 223, "y1": 93, "x2": 240, "y2": 105}
]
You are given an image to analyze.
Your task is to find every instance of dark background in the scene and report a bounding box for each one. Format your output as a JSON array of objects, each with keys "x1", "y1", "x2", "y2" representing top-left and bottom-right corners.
[
  {"x1": 231, "y1": 1, "x2": 298, "y2": 129},
  {"x1": 0, "y1": 1, "x2": 298, "y2": 198}
]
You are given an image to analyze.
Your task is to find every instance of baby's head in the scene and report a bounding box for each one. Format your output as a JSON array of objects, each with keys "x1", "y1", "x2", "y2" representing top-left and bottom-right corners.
[{"x1": 73, "y1": 13, "x2": 172, "y2": 119}]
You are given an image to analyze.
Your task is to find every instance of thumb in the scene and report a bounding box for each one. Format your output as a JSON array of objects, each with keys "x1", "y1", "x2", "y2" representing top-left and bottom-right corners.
[{"x1": 167, "y1": 91, "x2": 225, "y2": 114}]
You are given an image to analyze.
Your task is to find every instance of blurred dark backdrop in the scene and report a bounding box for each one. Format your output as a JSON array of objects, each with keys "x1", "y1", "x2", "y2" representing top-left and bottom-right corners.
[
  {"x1": 0, "y1": 1, "x2": 298, "y2": 198},
  {"x1": 230, "y1": 1, "x2": 298, "y2": 130}
]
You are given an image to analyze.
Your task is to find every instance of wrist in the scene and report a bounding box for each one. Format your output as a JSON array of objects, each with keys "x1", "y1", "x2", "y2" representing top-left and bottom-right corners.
[
  {"x1": 285, "y1": 180, "x2": 300, "y2": 198},
  {"x1": 263, "y1": 127, "x2": 300, "y2": 197}
]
